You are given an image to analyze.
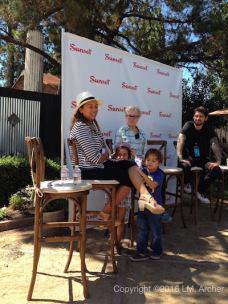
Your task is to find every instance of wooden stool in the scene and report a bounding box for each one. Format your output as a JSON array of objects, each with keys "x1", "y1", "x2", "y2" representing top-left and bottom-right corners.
[
  {"x1": 129, "y1": 188, "x2": 137, "y2": 247},
  {"x1": 211, "y1": 165, "x2": 228, "y2": 222},
  {"x1": 67, "y1": 138, "x2": 119, "y2": 272},
  {"x1": 189, "y1": 167, "x2": 203, "y2": 225},
  {"x1": 65, "y1": 180, "x2": 119, "y2": 273},
  {"x1": 25, "y1": 137, "x2": 92, "y2": 300},
  {"x1": 162, "y1": 166, "x2": 187, "y2": 228}
]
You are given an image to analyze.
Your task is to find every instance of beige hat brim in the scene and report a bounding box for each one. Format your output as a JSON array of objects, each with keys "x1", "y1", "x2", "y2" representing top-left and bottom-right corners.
[{"x1": 74, "y1": 98, "x2": 103, "y2": 115}]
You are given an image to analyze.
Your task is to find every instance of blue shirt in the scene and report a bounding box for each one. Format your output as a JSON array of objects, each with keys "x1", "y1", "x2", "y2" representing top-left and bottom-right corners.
[
  {"x1": 142, "y1": 167, "x2": 164, "y2": 205},
  {"x1": 114, "y1": 125, "x2": 146, "y2": 159}
]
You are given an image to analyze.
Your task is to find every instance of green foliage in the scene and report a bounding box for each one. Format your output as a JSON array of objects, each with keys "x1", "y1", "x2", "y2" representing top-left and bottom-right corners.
[
  {"x1": 0, "y1": 0, "x2": 227, "y2": 98},
  {"x1": 43, "y1": 199, "x2": 68, "y2": 212},
  {"x1": 9, "y1": 193, "x2": 28, "y2": 210},
  {"x1": 45, "y1": 158, "x2": 61, "y2": 180},
  {"x1": 182, "y1": 73, "x2": 228, "y2": 127},
  {"x1": 0, "y1": 208, "x2": 9, "y2": 220},
  {"x1": 9, "y1": 186, "x2": 67, "y2": 212},
  {"x1": 0, "y1": 155, "x2": 60, "y2": 207},
  {"x1": 9, "y1": 186, "x2": 33, "y2": 211},
  {"x1": 0, "y1": 155, "x2": 31, "y2": 207}
]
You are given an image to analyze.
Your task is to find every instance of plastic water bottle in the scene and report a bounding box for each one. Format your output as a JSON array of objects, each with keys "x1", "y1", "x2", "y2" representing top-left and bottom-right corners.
[
  {"x1": 61, "y1": 165, "x2": 69, "y2": 181},
  {"x1": 73, "y1": 165, "x2": 81, "y2": 184}
]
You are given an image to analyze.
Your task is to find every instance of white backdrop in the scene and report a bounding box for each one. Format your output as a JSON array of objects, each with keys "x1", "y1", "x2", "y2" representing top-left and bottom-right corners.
[{"x1": 62, "y1": 31, "x2": 182, "y2": 208}]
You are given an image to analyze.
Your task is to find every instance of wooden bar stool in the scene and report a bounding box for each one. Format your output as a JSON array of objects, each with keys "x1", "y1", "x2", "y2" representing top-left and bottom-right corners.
[
  {"x1": 211, "y1": 165, "x2": 228, "y2": 222},
  {"x1": 25, "y1": 137, "x2": 92, "y2": 300},
  {"x1": 189, "y1": 167, "x2": 203, "y2": 225},
  {"x1": 173, "y1": 141, "x2": 203, "y2": 225},
  {"x1": 67, "y1": 138, "x2": 119, "y2": 272},
  {"x1": 65, "y1": 179, "x2": 119, "y2": 273},
  {"x1": 162, "y1": 166, "x2": 187, "y2": 228}
]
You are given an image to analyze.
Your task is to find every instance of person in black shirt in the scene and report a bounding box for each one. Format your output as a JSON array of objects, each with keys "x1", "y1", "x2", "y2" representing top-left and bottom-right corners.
[{"x1": 176, "y1": 106, "x2": 222, "y2": 203}]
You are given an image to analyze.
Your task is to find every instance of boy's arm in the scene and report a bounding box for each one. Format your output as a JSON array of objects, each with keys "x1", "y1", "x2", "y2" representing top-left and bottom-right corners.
[{"x1": 138, "y1": 169, "x2": 158, "y2": 191}]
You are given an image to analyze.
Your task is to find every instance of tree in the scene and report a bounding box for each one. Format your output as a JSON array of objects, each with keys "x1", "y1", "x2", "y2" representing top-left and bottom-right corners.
[
  {"x1": 182, "y1": 73, "x2": 227, "y2": 127},
  {"x1": 0, "y1": 0, "x2": 227, "y2": 88}
]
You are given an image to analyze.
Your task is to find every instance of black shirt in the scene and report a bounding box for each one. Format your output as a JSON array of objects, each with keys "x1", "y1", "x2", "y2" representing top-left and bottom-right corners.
[{"x1": 181, "y1": 121, "x2": 217, "y2": 163}]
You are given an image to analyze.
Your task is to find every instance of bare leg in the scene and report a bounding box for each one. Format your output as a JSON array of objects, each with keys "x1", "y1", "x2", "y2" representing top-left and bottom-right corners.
[
  {"x1": 128, "y1": 166, "x2": 164, "y2": 214},
  {"x1": 102, "y1": 186, "x2": 130, "y2": 211},
  {"x1": 116, "y1": 186, "x2": 131, "y2": 205},
  {"x1": 128, "y1": 166, "x2": 150, "y2": 194},
  {"x1": 117, "y1": 207, "x2": 126, "y2": 243}
]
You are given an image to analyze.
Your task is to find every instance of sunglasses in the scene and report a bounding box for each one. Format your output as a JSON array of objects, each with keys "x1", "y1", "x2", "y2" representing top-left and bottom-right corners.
[{"x1": 126, "y1": 115, "x2": 140, "y2": 118}]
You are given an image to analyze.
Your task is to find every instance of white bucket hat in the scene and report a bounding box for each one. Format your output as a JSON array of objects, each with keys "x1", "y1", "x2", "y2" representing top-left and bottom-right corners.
[{"x1": 74, "y1": 91, "x2": 103, "y2": 115}]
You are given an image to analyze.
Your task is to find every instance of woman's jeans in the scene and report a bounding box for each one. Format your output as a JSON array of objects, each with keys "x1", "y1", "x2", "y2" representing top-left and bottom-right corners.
[{"x1": 136, "y1": 209, "x2": 162, "y2": 256}]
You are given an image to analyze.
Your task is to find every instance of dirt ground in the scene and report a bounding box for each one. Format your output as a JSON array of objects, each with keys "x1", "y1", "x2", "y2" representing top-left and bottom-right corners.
[{"x1": 0, "y1": 200, "x2": 227, "y2": 304}]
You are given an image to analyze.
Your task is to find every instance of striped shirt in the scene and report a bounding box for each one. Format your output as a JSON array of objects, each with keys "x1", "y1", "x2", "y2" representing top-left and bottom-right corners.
[
  {"x1": 114, "y1": 125, "x2": 146, "y2": 158},
  {"x1": 70, "y1": 120, "x2": 106, "y2": 169}
]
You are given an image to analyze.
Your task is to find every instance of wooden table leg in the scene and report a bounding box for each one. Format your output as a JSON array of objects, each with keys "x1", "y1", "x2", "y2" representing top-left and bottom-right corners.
[{"x1": 80, "y1": 195, "x2": 89, "y2": 298}]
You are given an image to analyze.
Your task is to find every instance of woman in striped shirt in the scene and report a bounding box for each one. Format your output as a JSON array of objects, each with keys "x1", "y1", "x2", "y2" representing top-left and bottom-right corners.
[{"x1": 70, "y1": 91, "x2": 164, "y2": 215}]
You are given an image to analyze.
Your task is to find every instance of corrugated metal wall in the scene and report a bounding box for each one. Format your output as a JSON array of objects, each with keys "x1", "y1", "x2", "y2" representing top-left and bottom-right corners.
[
  {"x1": 0, "y1": 96, "x2": 40, "y2": 156},
  {"x1": 0, "y1": 87, "x2": 61, "y2": 158}
]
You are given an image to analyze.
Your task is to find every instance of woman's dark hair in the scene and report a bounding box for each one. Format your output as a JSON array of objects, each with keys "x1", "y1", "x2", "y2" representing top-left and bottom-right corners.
[
  {"x1": 194, "y1": 106, "x2": 208, "y2": 117},
  {"x1": 113, "y1": 145, "x2": 131, "y2": 160},
  {"x1": 144, "y1": 148, "x2": 163, "y2": 164},
  {"x1": 71, "y1": 106, "x2": 101, "y2": 131}
]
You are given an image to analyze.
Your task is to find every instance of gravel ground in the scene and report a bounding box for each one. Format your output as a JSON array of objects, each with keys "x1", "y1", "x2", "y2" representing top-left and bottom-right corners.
[{"x1": 0, "y1": 201, "x2": 228, "y2": 304}]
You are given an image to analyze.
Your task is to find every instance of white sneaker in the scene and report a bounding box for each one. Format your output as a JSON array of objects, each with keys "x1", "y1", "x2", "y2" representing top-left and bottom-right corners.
[
  {"x1": 184, "y1": 183, "x2": 192, "y2": 194},
  {"x1": 197, "y1": 192, "x2": 210, "y2": 204}
]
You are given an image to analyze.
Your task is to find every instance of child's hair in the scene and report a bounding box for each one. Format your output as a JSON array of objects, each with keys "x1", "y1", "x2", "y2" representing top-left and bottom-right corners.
[
  {"x1": 144, "y1": 148, "x2": 163, "y2": 164},
  {"x1": 113, "y1": 144, "x2": 131, "y2": 160}
]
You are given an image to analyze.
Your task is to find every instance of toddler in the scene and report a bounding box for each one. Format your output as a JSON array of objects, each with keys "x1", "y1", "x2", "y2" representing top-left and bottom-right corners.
[
  {"x1": 130, "y1": 148, "x2": 165, "y2": 261},
  {"x1": 101, "y1": 143, "x2": 132, "y2": 244}
]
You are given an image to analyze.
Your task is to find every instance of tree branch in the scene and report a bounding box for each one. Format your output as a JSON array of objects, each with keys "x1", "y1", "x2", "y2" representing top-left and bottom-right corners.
[
  {"x1": 123, "y1": 11, "x2": 192, "y2": 24},
  {"x1": 42, "y1": 4, "x2": 64, "y2": 20},
  {"x1": 94, "y1": 30, "x2": 128, "y2": 51},
  {"x1": 0, "y1": 33, "x2": 61, "y2": 71},
  {"x1": 116, "y1": 32, "x2": 140, "y2": 53}
]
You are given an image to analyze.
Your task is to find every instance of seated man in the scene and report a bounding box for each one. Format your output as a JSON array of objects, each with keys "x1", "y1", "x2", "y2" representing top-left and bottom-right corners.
[{"x1": 176, "y1": 106, "x2": 222, "y2": 203}]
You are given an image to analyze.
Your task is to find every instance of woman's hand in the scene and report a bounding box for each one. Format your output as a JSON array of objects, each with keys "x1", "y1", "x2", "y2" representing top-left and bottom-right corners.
[
  {"x1": 138, "y1": 169, "x2": 158, "y2": 191},
  {"x1": 180, "y1": 159, "x2": 191, "y2": 166},
  {"x1": 98, "y1": 148, "x2": 110, "y2": 163}
]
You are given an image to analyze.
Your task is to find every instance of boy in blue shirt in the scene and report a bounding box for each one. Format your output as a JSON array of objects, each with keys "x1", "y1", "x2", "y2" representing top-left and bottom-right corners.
[{"x1": 130, "y1": 148, "x2": 165, "y2": 261}]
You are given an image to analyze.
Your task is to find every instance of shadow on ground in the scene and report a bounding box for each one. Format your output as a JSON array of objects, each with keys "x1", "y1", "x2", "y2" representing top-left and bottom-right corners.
[{"x1": 0, "y1": 201, "x2": 227, "y2": 303}]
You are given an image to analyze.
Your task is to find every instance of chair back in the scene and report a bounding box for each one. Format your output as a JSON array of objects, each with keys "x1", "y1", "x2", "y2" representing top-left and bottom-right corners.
[
  {"x1": 25, "y1": 137, "x2": 45, "y2": 188},
  {"x1": 67, "y1": 138, "x2": 113, "y2": 165},
  {"x1": 67, "y1": 138, "x2": 79, "y2": 165},
  {"x1": 147, "y1": 140, "x2": 167, "y2": 165},
  {"x1": 105, "y1": 138, "x2": 113, "y2": 154}
]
